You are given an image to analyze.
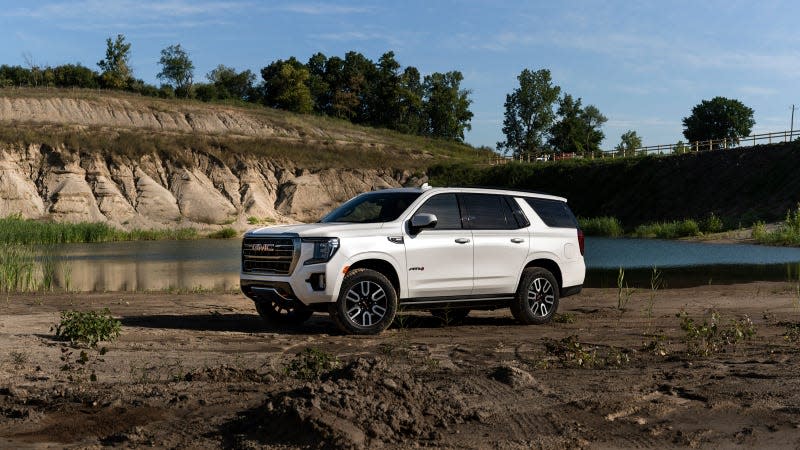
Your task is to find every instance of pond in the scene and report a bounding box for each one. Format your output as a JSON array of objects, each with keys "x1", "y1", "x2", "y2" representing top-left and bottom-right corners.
[{"x1": 34, "y1": 237, "x2": 800, "y2": 292}]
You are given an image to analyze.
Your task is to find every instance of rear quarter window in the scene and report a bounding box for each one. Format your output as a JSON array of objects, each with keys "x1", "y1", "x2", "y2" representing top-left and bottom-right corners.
[{"x1": 524, "y1": 198, "x2": 578, "y2": 228}]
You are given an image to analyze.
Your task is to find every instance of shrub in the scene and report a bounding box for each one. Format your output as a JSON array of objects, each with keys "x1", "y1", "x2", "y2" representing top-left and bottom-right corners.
[
  {"x1": 679, "y1": 311, "x2": 756, "y2": 356},
  {"x1": 284, "y1": 347, "x2": 341, "y2": 381},
  {"x1": 208, "y1": 227, "x2": 238, "y2": 239},
  {"x1": 752, "y1": 205, "x2": 800, "y2": 246},
  {"x1": 52, "y1": 308, "x2": 122, "y2": 347},
  {"x1": 702, "y1": 213, "x2": 724, "y2": 233},
  {"x1": 579, "y1": 216, "x2": 624, "y2": 237}
]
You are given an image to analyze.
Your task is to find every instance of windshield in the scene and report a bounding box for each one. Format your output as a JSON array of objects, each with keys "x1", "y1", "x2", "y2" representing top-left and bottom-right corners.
[{"x1": 320, "y1": 191, "x2": 421, "y2": 223}]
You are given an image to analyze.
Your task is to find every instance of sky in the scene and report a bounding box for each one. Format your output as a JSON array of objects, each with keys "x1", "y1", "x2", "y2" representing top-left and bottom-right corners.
[{"x1": 1, "y1": 0, "x2": 798, "y2": 150}]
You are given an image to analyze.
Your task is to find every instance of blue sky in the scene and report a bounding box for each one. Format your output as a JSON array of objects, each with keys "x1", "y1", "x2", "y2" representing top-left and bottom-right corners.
[{"x1": 2, "y1": 0, "x2": 798, "y2": 150}]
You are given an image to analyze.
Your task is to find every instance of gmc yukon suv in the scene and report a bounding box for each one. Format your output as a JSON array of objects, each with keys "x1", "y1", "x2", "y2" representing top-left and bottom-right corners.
[{"x1": 240, "y1": 185, "x2": 585, "y2": 335}]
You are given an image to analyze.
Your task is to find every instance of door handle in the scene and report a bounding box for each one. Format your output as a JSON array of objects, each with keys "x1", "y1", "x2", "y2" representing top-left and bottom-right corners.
[
  {"x1": 455, "y1": 238, "x2": 471, "y2": 244},
  {"x1": 511, "y1": 238, "x2": 525, "y2": 243}
]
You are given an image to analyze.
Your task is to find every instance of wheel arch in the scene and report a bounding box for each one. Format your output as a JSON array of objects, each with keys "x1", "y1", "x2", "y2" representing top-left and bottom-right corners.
[
  {"x1": 347, "y1": 258, "x2": 401, "y2": 297},
  {"x1": 521, "y1": 258, "x2": 563, "y2": 290}
]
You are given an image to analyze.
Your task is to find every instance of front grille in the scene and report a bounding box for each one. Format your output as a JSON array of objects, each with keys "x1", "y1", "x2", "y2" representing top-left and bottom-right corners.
[{"x1": 242, "y1": 236, "x2": 300, "y2": 275}]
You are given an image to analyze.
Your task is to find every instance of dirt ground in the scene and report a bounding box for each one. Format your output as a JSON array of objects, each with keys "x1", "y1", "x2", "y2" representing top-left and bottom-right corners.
[{"x1": 1, "y1": 282, "x2": 800, "y2": 449}]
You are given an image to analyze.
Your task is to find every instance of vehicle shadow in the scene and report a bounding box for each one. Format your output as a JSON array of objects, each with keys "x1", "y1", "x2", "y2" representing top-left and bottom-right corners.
[
  {"x1": 119, "y1": 313, "x2": 338, "y2": 335},
  {"x1": 118, "y1": 312, "x2": 519, "y2": 335}
]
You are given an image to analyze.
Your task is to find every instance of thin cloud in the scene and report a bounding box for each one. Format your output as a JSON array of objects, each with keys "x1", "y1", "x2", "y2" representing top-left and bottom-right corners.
[
  {"x1": 7, "y1": 0, "x2": 248, "y2": 19},
  {"x1": 278, "y1": 3, "x2": 372, "y2": 15}
]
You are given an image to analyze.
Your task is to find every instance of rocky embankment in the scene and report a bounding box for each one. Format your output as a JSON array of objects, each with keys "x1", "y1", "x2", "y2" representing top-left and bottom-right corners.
[
  {"x1": 0, "y1": 143, "x2": 422, "y2": 228},
  {"x1": 0, "y1": 93, "x2": 428, "y2": 228}
]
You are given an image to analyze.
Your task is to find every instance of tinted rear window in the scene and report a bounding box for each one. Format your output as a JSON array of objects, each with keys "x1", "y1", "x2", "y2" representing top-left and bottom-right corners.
[
  {"x1": 524, "y1": 198, "x2": 578, "y2": 228},
  {"x1": 460, "y1": 193, "x2": 520, "y2": 230}
]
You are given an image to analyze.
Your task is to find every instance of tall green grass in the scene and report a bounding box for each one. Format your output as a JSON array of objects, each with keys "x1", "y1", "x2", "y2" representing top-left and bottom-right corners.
[
  {"x1": 0, "y1": 216, "x2": 198, "y2": 244},
  {"x1": 579, "y1": 217, "x2": 624, "y2": 237},
  {"x1": 0, "y1": 244, "x2": 70, "y2": 293},
  {"x1": 752, "y1": 205, "x2": 800, "y2": 246},
  {"x1": 634, "y1": 220, "x2": 701, "y2": 239}
]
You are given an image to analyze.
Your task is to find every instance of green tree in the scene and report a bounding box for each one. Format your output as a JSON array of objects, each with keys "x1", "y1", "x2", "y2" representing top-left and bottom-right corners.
[
  {"x1": 206, "y1": 65, "x2": 255, "y2": 101},
  {"x1": 615, "y1": 130, "x2": 642, "y2": 157},
  {"x1": 579, "y1": 105, "x2": 607, "y2": 155},
  {"x1": 97, "y1": 34, "x2": 132, "y2": 89},
  {"x1": 370, "y1": 51, "x2": 403, "y2": 129},
  {"x1": 51, "y1": 64, "x2": 99, "y2": 88},
  {"x1": 260, "y1": 57, "x2": 313, "y2": 113},
  {"x1": 549, "y1": 94, "x2": 605, "y2": 154},
  {"x1": 682, "y1": 96, "x2": 755, "y2": 146},
  {"x1": 306, "y1": 52, "x2": 330, "y2": 113},
  {"x1": 673, "y1": 140, "x2": 690, "y2": 154},
  {"x1": 497, "y1": 68, "x2": 561, "y2": 157},
  {"x1": 397, "y1": 66, "x2": 424, "y2": 134},
  {"x1": 422, "y1": 71, "x2": 473, "y2": 142},
  {"x1": 157, "y1": 44, "x2": 194, "y2": 98}
]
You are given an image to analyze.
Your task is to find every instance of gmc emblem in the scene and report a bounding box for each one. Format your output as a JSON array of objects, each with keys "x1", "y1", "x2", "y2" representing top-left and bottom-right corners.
[{"x1": 251, "y1": 243, "x2": 275, "y2": 252}]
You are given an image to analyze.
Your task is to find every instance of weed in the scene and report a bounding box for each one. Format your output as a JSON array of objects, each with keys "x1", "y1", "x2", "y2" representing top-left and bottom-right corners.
[
  {"x1": 543, "y1": 336, "x2": 599, "y2": 368},
  {"x1": 284, "y1": 347, "x2": 341, "y2": 381},
  {"x1": 10, "y1": 351, "x2": 28, "y2": 367},
  {"x1": 52, "y1": 308, "x2": 122, "y2": 347},
  {"x1": 782, "y1": 323, "x2": 800, "y2": 343},
  {"x1": 643, "y1": 267, "x2": 662, "y2": 333},
  {"x1": 247, "y1": 216, "x2": 260, "y2": 225},
  {"x1": 553, "y1": 312, "x2": 577, "y2": 324},
  {"x1": 679, "y1": 311, "x2": 756, "y2": 356},
  {"x1": 752, "y1": 204, "x2": 800, "y2": 246},
  {"x1": 616, "y1": 267, "x2": 635, "y2": 313},
  {"x1": 702, "y1": 213, "x2": 724, "y2": 233},
  {"x1": 641, "y1": 332, "x2": 669, "y2": 356}
]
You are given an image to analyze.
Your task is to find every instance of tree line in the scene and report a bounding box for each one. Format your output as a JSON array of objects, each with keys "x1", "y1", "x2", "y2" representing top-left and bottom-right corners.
[
  {"x1": 0, "y1": 34, "x2": 757, "y2": 153},
  {"x1": 0, "y1": 35, "x2": 473, "y2": 142}
]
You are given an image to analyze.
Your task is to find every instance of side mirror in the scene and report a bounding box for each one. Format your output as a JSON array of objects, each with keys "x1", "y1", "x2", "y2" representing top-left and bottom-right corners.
[{"x1": 409, "y1": 213, "x2": 438, "y2": 234}]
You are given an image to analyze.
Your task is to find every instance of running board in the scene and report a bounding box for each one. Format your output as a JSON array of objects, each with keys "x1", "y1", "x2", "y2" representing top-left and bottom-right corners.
[{"x1": 399, "y1": 295, "x2": 514, "y2": 311}]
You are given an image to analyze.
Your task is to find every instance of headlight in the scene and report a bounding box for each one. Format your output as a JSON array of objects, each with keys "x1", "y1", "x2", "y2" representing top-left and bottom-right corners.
[{"x1": 302, "y1": 237, "x2": 340, "y2": 265}]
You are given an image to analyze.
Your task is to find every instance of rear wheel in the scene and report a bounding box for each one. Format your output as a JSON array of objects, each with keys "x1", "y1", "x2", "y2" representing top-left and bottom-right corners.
[
  {"x1": 255, "y1": 298, "x2": 313, "y2": 326},
  {"x1": 511, "y1": 267, "x2": 559, "y2": 325},
  {"x1": 331, "y1": 268, "x2": 397, "y2": 335},
  {"x1": 431, "y1": 308, "x2": 470, "y2": 325}
]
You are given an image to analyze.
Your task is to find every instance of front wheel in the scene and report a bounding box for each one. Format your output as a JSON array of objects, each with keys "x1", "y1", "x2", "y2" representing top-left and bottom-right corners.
[
  {"x1": 255, "y1": 298, "x2": 313, "y2": 326},
  {"x1": 511, "y1": 267, "x2": 559, "y2": 325},
  {"x1": 331, "y1": 268, "x2": 398, "y2": 335}
]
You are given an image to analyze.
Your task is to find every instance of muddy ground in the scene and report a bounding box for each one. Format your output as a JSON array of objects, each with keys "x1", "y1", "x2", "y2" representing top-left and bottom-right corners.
[{"x1": 1, "y1": 282, "x2": 800, "y2": 449}]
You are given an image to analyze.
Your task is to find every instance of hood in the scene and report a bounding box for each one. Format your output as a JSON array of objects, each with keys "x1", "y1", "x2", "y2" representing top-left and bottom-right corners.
[{"x1": 245, "y1": 222, "x2": 388, "y2": 237}]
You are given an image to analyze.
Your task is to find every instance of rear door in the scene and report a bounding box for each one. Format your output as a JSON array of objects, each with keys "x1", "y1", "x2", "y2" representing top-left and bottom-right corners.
[
  {"x1": 404, "y1": 193, "x2": 474, "y2": 298},
  {"x1": 460, "y1": 193, "x2": 530, "y2": 295}
]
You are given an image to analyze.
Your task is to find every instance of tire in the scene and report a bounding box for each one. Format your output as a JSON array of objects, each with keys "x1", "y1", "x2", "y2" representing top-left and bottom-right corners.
[
  {"x1": 255, "y1": 298, "x2": 313, "y2": 326},
  {"x1": 330, "y1": 268, "x2": 398, "y2": 335},
  {"x1": 511, "y1": 267, "x2": 559, "y2": 325},
  {"x1": 431, "y1": 308, "x2": 470, "y2": 325}
]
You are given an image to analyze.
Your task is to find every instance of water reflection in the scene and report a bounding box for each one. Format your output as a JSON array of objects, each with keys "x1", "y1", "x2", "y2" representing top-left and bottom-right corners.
[
  {"x1": 35, "y1": 237, "x2": 800, "y2": 292},
  {"x1": 45, "y1": 240, "x2": 241, "y2": 292}
]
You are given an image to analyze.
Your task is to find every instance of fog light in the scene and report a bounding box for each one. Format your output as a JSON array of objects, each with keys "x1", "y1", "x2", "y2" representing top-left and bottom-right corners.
[{"x1": 308, "y1": 273, "x2": 326, "y2": 291}]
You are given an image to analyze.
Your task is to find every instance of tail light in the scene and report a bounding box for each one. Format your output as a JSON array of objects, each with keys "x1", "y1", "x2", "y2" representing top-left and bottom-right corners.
[{"x1": 577, "y1": 229, "x2": 585, "y2": 256}]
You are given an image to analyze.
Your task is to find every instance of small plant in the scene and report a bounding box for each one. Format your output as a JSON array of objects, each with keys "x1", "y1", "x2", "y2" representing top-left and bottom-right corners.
[
  {"x1": 543, "y1": 335, "x2": 598, "y2": 368},
  {"x1": 616, "y1": 267, "x2": 635, "y2": 313},
  {"x1": 247, "y1": 216, "x2": 260, "y2": 225},
  {"x1": 284, "y1": 347, "x2": 341, "y2": 381},
  {"x1": 643, "y1": 267, "x2": 662, "y2": 333},
  {"x1": 783, "y1": 323, "x2": 800, "y2": 343},
  {"x1": 641, "y1": 332, "x2": 669, "y2": 356},
  {"x1": 553, "y1": 312, "x2": 576, "y2": 324},
  {"x1": 52, "y1": 308, "x2": 122, "y2": 347},
  {"x1": 10, "y1": 351, "x2": 28, "y2": 367},
  {"x1": 679, "y1": 311, "x2": 756, "y2": 356}
]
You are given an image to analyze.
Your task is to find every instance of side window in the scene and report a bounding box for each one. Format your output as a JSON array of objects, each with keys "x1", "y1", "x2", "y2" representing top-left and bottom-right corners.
[
  {"x1": 414, "y1": 194, "x2": 462, "y2": 229},
  {"x1": 460, "y1": 194, "x2": 519, "y2": 230},
  {"x1": 524, "y1": 198, "x2": 578, "y2": 228}
]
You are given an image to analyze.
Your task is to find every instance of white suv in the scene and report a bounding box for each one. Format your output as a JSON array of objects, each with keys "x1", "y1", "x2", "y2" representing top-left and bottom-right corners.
[{"x1": 240, "y1": 185, "x2": 585, "y2": 335}]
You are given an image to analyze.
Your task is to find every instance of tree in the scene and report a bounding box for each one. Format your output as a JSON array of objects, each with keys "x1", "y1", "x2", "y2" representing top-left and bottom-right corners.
[
  {"x1": 421, "y1": 71, "x2": 473, "y2": 142},
  {"x1": 682, "y1": 96, "x2": 755, "y2": 146},
  {"x1": 158, "y1": 44, "x2": 194, "y2": 98},
  {"x1": 370, "y1": 51, "x2": 403, "y2": 129},
  {"x1": 260, "y1": 57, "x2": 313, "y2": 113},
  {"x1": 97, "y1": 34, "x2": 132, "y2": 89},
  {"x1": 673, "y1": 140, "x2": 690, "y2": 154},
  {"x1": 580, "y1": 105, "x2": 607, "y2": 155},
  {"x1": 497, "y1": 68, "x2": 561, "y2": 157},
  {"x1": 306, "y1": 52, "x2": 330, "y2": 113},
  {"x1": 396, "y1": 66, "x2": 424, "y2": 134},
  {"x1": 207, "y1": 65, "x2": 255, "y2": 101},
  {"x1": 548, "y1": 94, "x2": 605, "y2": 155},
  {"x1": 615, "y1": 130, "x2": 642, "y2": 157}
]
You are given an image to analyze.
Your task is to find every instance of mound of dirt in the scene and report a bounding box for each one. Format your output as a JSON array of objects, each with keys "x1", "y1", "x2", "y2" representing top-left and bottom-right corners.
[{"x1": 232, "y1": 357, "x2": 480, "y2": 449}]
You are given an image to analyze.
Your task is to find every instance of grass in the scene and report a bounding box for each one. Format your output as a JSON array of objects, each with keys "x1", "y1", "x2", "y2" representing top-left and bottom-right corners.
[
  {"x1": 0, "y1": 244, "x2": 72, "y2": 293},
  {"x1": 207, "y1": 227, "x2": 238, "y2": 239},
  {"x1": 633, "y1": 219, "x2": 701, "y2": 239},
  {"x1": 579, "y1": 216, "x2": 624, "y2": 237},
  {"x1": 752, "y1": 205, "x2": 800, "y2": 246},
  {"x1": 0, "y1": 215, "x2": 198, "y2": 244}
]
